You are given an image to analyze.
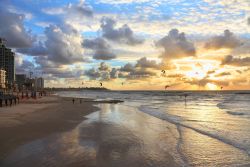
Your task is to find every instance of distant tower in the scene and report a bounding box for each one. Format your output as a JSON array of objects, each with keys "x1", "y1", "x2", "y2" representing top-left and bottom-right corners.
[{"x1": 0, "y1": 37, "x2": 15, "y2": 88}]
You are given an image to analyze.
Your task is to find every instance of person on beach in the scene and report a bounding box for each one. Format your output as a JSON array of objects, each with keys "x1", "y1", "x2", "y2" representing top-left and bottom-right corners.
[
  {"x1": 9, "y1": 98, "x2": 12, "y2": 107},
  {"x1": 72, "y1": 98, "x2": 75, "y2": 104},
  {"x1": 80, "y1": 99, "x2": 82, "y2": 104},
  {"x1": 5, "y1": 99, "x2": 8, "y2": 106}
]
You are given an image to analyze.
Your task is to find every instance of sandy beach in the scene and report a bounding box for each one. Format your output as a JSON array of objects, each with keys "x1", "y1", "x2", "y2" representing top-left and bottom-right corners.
[
  {"x1": 1, "y1": 91, "x2": 250, "y2": 167},
  {"x1": 0, "y1": 96, "x2": 98, "y2": 163}
]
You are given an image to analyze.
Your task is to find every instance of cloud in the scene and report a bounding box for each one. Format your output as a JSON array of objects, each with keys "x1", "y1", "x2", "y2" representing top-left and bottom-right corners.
[
  {"x1": 110, "y1": 68, "x2": 119, "y2": 79},
  {"x1": 135, "y1": 57, "x2": 158, "y2": 69},
  {"x1": 44, "y1": 23, "x2": 85, "y2": 64},
  {"x1": 42, "y1": 1, "x2": 93, "y2": 18},
  {"x1": 215, "y1": 72, "x2": 231, "y2": 77},
  {"x1": 93, "y1": 49, "x2": 116, "y2": 60},
  {"x1": 119, "y1": 61, "x2": 156, "y2": 79},
  {"x1": 120, "y1": 63, "x2": 135, "y2": 72},
  {"x1": 17, "y1": 41, "x2": 48, "y2": 56},
  {"x1": 0, "y1": 7, "x2": 34, "y2": 48},
  {"x1": 221, "y1": 55, "x2": 250, "y2": 66},
  {"x1": 67, "y1": 1, "x2": 93, "y2": 18},
  {"x1": 82, "y1": 38, "x2": 116, "y2": 60},
  {"x1": 156, "y1": 29, "x2": 196, "y2": 59},
  {"x1": 185, "y1": 77, "x2": 229, "y2": 87},
  {"x1": 205, "y1": 30, "x2": 242, "y2": 50},
  {"x1": 15, "y1": 59, "x2": 35, "y2": 74},
  {"x1": 85, "y1": 62, "x2": 118, "y2": 80},
  {"x1": 101, "y1": 17, "x2": 144, "y2": 45},
  {"x1": 248, "y1": 17, "x2": 250, "y2": 26},
  {"x1": 98, "y1": 62, "x2": 111, "y2": 71}
]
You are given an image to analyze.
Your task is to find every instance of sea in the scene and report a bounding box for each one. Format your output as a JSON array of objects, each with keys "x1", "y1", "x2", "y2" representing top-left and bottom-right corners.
[
  {"x1": 57, "y1": 90, "x2": 250, "y2": 166},
  {"x1": 4, "y1": 90, "x2": 250, "y2": 167}
]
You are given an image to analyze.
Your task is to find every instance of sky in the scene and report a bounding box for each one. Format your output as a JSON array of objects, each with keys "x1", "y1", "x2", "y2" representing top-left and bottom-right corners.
[{"x1": 0, "y1": 0, "x2": 250, "y2": 90}]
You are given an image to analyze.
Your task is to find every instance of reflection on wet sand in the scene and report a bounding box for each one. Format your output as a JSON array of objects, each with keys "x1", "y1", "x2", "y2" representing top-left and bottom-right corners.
[
  {"x1": 2, "y1": 101, "x2": 250, "y2": 167},
  {"x1": 2, "y1": 103, "x2": 180, "y2": 167}
]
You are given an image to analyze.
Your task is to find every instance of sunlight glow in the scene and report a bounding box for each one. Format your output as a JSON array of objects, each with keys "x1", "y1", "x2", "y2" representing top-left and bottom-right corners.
[{"x1": 206, "y1": 83, "x2": 218, "y2": 90}]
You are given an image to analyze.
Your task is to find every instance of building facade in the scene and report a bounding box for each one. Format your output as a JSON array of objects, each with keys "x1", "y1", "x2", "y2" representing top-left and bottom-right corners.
[
  {"x1": 35, "y1": 77, "x2": 44, "y2": 90},
  {"x1": 0, "y1": 69, "x2": 6, "y2": 88},
  {"x1": 0, "y1": 40, "x2": 15, "y2": 88},
  {"x1": 16, "y1": 74, "x2": 27, "y2": 90}
]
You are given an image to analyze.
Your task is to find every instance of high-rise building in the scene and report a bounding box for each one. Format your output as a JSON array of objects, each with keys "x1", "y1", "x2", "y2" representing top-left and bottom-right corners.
[
  {"x1": 16, "y1": 74, "x2": 27, "y2": 90},
  {"x1": 0, "y1": 69, "x2": 6, "y2": 88},
  {"x1": 0, "y1": 39, "x2": 15, "y2": 87},
  {"x1": 35, "y1": 77, "x2": 44, "y2": 89}
]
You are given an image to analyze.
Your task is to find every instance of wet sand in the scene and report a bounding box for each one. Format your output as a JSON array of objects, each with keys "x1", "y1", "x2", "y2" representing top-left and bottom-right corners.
[
  {"x1": 0, "y1": 96, "x2": 179, "y2": 167},
  {"x1": 0, "y1": 96, "x2": 98, "y2": 162}
]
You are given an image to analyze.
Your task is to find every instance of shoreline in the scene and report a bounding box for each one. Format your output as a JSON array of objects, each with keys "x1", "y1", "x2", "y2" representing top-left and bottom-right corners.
[{"x1": 0, "y1": 95, "x2": 99, "y2": 161}]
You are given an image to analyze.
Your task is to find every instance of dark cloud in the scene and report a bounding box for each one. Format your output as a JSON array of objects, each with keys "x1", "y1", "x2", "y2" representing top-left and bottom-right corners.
[
  {"x1": 82, "y1": 38, "x2": 116, "y2": 60},
  {"x1": 166, "y1": 74, "x2": 185, "y2": 78},
  {"x1": 93, "y1": 49, "x2": 116, "y2": 60},
  {"x1": 98, "y1": 62, "x2": 111, "y2": 71},
  {"x1": 128, "y1": 68, "x2": 156, "y2": 79},
  {"x1": 84, "y1": 68, "x2": 101, "y2": 80},
  {"x1": 120, "y1": 63, "x2": 134, "y2": 72},
  {"x1": 207, "y1": 70, "x2": 216, "y2": 75},
  {"x1": 205, "y1": 30, "x2": 242, "y2": 50},
  {"x1": 110, "y1": 68, "x2": 119, "y2": 79},
  {"x1": 221, "y1": 55, "x2": 250, "y2": 66},
  {"x1": 0, "y1": 7, "x2": 34, "y2": 48},
  {"x1": 44, "y1": 24, "x2": 85, "y2": 64},
  {"x1": 119, "y1": 61, "x2": 156, "y2": 80},
  {"x1": 215, "y1": 72, "x2": 231, "y2": 77},
  {"x1": 85, "y1": 62, "x2": 117, "y2": 80},
  {"x1": 83, "y1": 38, "x2": 108, "y2": 50},
  {"x1": 17, "y1": 41, "x2": 48, "y2": 56},
  {"x1": 135, "y1": 57, "x2": 158, "y2": 69},
  {"x1": 101, "y1": 17, "x2": 144, "y2": 45},
  {"x1": 156, "y1": 29, "x2": 196, "y2": 59}
]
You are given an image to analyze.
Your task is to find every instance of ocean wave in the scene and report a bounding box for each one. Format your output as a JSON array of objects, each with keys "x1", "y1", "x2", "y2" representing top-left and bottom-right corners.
[
  {"x1": 227, "y1": 111, "x2": 245, "y2": 116},
  {"x1": 138, "y1": 105, "x2": 250, "y2": 156}
]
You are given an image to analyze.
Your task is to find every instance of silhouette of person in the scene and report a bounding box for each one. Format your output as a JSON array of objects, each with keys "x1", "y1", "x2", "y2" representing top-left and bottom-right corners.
[{"x1": 72, "y1": 98, "x2": 75, "y2": 104}]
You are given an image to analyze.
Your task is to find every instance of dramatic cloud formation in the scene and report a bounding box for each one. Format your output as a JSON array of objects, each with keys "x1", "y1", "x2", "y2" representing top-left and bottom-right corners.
[
  {"x1": 85, "y1": 62, "x2": 118, "y2": 80},
  {"x1": 120, "y1": 63, "x2": 135, "y2": 72},
  {"x1": 44, "y1": 24, "x2": 85, "y2": 64},
  {"x1": 0, "y1": 7, "x2": 34, "y2": 48},
  {"x1": 98, "y1": 62, "x2": 111, "y2": 71},
  {"x1": 135, "y1": 57, "x2": 158, "y2": 69},
  {"x1": 205, "y1": 30, "x2": 242, "y2": 50},
  {"x1": 156, "y1": 29, "x2": 196, "y2": 59},
  {"x1": 82, "y1": 38, "x2": 116, "y2": 60},
  {"x1": 101, "y1": 17, "x2": 144, "y2": 45},
  {"x1": 221, "y1": 55, "x2": 250, "y2": 66},
  {"x1": 17, "y1": 42, "x2": 48, "y2": 56}
]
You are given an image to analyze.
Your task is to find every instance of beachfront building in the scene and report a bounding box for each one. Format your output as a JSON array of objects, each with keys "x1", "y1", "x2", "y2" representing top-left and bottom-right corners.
[
  {"x1": 35, "y1": 77, "x2": 44, "y2": 90},
  {"x1": 0, "y1": 69, "x2": 6, "y2": 89},
  {"x1": 0, "y1": 39, "x2": 15, "y2": 88},
  {"x1": 16, "y1": 74, "x2": 27, "y2": 90}
]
